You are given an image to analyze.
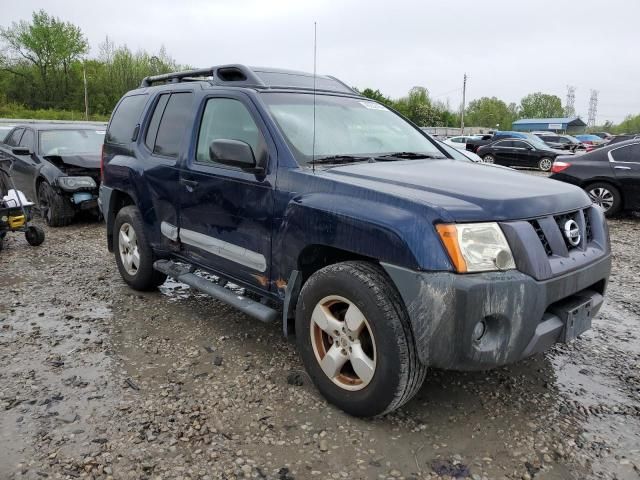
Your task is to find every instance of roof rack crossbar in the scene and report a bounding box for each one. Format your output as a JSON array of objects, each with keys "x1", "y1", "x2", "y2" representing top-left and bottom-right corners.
[{"x1": 140, "y1": 64, "x2": 266, "y2": 88}]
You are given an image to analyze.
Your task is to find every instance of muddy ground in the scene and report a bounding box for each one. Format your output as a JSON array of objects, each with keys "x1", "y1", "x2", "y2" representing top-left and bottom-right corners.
[{"x1": 1, "y1": 204, "x2": 639, "y2": 479}]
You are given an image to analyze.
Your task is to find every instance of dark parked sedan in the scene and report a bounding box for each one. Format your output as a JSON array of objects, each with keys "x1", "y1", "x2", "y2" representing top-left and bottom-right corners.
[
  {"x1": 0, "y1": 123, "x2": 104, "y2": 226},
  {"x1": 476, "y1": 136, "x2": 564, "y2": 171},
  {"x1": 550, "y1": 139, "x2": 640, "y2": 216},
  {"x1": 535, "y1": 133, "x2": 585, "y2": 152}
]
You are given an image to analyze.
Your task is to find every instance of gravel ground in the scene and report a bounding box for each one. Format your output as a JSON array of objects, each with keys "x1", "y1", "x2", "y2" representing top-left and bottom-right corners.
[{"x1": 1, "y1": 191, "x2": 639, "y2": 479}]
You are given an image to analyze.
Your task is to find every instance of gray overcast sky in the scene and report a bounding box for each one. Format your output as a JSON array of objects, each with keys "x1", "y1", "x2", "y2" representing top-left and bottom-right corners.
[{"x1": 4, "y1": 0, "x2": 640, "y2": 123}]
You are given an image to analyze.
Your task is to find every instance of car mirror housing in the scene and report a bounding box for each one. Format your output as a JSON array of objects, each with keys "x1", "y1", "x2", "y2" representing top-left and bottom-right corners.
[{"x1": 209, "y1": 139, "x2": 258, "y2": 170}]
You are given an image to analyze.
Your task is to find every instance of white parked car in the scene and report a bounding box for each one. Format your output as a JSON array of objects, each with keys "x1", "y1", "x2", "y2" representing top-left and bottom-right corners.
[{"x1": 443, "y1": 135, "x2": 480, "y2": 150}]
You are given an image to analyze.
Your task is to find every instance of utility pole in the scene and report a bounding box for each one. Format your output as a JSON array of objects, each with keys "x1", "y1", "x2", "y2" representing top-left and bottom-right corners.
[
  {"x1": 460, "y1": 73, "x2": 467, "y2": 134},
  {"x1": 587, "y1": 90, "x2": 599, "y2": 129},
  {"x1": 83, "y1": 61, "x2": 89, "y2": 121},
  {"x1": 565, "y1": 85, "x2": 576, "y2": 118}
]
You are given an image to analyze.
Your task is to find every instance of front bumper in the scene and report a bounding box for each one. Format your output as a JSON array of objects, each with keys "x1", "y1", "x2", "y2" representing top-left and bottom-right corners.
[{"x1": 382, "y1": 253, "x2": 611, "y2": 370}]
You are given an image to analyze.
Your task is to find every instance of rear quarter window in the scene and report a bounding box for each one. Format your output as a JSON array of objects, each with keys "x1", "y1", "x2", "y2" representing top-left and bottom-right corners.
[{"x1": 106, "y1": 94, "x2": 148, "y2": 145}]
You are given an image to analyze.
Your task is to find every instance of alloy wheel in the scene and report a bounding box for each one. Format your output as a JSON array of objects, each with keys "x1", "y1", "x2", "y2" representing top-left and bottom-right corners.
[
  {"x1": 310, "y1": 295, "x2": 377, "y2": 391},
  {"x1": 118, "y1": 222, "x2": 141, "y2": 276},
  {"x1": 588, "y1": 187, "x2": 614, "y2": 211}
]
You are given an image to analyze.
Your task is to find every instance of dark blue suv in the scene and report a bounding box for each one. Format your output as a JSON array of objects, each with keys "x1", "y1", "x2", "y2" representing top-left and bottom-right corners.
[{"x1": 100, "y1": 65, "x2": 611, "y2": 416}]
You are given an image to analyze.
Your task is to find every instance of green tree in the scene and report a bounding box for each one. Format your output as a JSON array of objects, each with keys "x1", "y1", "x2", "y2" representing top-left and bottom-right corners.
[
  {"x1": 519, "y1": 92, "x2": 564, "y2": 119},
  {"x1": 465, "y1": 97, "x2": 518, "y2": 129},
  {"x1": 0, "y1": 10, "x2": 88, "y2": 105},
  {"x1": 359, "y1": 88, "x2": 394, "y2": 107}
]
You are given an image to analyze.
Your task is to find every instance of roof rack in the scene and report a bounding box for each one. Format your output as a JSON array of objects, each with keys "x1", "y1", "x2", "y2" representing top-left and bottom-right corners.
[{"x1": 140, "y1": 64, "x2": 266, "y2": 88}]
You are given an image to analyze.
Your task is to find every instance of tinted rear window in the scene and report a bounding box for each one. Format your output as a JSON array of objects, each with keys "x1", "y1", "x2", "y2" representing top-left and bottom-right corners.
[
  {"x1": 106, "y1": 94, "x2": 148, "y2": 144},
  {"x1": 152, "y1": 92, "x2": 193, "y2": 158},
  {"x1": 611, "y1": 143, "x2": 640, "y2": 163}
]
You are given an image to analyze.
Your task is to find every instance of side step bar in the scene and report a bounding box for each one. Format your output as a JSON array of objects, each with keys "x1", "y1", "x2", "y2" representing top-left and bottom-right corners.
[{"x1": 153, "y1": 260, "x2": 278, "y2": 323}]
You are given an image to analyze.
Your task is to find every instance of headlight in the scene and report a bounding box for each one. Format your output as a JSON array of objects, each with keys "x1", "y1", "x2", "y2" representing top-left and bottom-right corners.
[
  {"x1": 436, "y1": 222, "x2": 516, "y2": 273},
  {"x1": 57, "y1": 176, "x2": 97, "y2": 191}
]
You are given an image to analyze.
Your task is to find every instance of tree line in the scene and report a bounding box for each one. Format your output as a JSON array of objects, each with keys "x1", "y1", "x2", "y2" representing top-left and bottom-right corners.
[{"x1": 1, "y1": 10, "x2": 638, "y2": 133}]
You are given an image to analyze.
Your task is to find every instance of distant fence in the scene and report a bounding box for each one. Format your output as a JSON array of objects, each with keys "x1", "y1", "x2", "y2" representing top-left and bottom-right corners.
[{"x1": 421, "y1": 126, "x2": 493, "y2": 137}]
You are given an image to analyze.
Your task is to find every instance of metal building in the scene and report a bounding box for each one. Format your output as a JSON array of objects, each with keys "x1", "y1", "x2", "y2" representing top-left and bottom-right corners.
[{"x1": 511, "y1": 117, "x2": 587, "y2": 134}]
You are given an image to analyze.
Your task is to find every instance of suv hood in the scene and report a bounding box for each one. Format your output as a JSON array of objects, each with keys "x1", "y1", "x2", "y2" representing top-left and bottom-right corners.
[{"x1": 323, "y1": 159, "x2": 590, "y2": 222}]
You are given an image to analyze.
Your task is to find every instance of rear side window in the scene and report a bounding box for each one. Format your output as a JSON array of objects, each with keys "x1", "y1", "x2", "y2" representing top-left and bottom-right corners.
[
  {"x1": 611, "y1": 143, "x2": 640, "y2": 163},
  {"x1": 145, "y1": 94, "x2": 170, "y2": 150},
  {"x1": 494, "y1": 140, "x2": 513, "y2": 148},
  {"x1": 152, "y1": 92, "x2": 193, "y2": 158},
  {"x1": 6, "y1": 128, "x2": 24, "y2": 146},
  {"x1": 106, "y1": 94, "x2": 148, "y2": 144},
  {"x1": 512, "y1": 141, "x2": 529, "y2": 149}
]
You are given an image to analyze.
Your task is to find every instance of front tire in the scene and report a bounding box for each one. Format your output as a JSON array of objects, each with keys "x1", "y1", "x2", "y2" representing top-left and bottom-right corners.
[
  {"x1": 38, "y1": 181, "x2": 74, "y2": 227},
  {"x1": 295, "y1": 261, "x2": 427, "y2": 417},
  {"x1": 538, "y1": 157, "x2": 553, "y2": 172},
  {"x1": 113, "y1": 205, "x2": 167, "y2": 291},
  {"x1": 586, "y1": 182, "x2": 622, "y2": 217}
]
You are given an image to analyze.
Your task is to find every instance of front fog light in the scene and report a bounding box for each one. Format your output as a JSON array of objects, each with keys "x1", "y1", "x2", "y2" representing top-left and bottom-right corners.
[{"x1": 437, "y1": 222, "x2": 516, "y2": 273}]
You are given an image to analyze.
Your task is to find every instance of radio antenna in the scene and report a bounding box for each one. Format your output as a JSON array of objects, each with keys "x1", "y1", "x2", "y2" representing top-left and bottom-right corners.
[{"x1": 312, "y1": 21, "x2": 317, "y2": 173}]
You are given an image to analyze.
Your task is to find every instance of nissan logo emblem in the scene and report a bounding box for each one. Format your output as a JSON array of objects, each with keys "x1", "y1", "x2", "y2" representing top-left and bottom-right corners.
[{"x1": 563, "y1": 219, "x2": 581, "y2": 247}]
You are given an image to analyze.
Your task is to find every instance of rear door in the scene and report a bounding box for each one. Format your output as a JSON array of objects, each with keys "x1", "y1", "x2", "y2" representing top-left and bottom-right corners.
[
  {"x1": 177, "y1": 93, "x2": 276, "y2": 290},
  {"x1": 138, "y1": 90, "x2": 194, "y2": 252},
  {"x1": 491, "y1": 140, "x2": 515, "y2": 165},
  {"x1": 609, "y1": 142, "x2": 640, "y2": 207}
]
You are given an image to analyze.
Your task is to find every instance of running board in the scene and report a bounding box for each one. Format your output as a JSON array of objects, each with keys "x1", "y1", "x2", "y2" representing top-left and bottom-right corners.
[{"x1": 153, "y1": 260, "x2": 277, "y2": 323}]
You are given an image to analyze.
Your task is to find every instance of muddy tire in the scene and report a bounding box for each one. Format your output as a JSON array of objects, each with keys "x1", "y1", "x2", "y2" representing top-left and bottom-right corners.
[
  {"x1": 586, "y1": 182, "x2": 622, "y2": 217},
  {"x1": 38, "y1": 181, "x2": 74, "y2": 227},
  {"x1": 25, "y1": 225, "x2": 45, "y2": 246},
  {"x1": 295, "y1": 261, "x2": 427, "y2": 417},
  {"x1": 113, "y1": 205, "x2": 166, "y2": 291}
]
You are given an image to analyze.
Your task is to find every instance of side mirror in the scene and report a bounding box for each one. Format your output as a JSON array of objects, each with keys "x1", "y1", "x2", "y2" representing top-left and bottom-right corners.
[
  {"x1": 209, "y1": 139, "x2": 258, "y2": 170},
  {"x1": 12, "y1": 147, "x2": 32, "y2": 156}
]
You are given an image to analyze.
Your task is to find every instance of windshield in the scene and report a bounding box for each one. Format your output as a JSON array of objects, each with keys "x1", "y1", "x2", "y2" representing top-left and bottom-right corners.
[
  {"x1": 39, "y1": 129, "x2": 105, "y2": 156},
  {"x1": 261, "y1": 93, "x2": 444, "y2": 164}
]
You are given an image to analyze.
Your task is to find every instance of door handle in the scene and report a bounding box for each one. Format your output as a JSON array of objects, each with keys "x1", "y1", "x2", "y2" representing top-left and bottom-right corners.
[
  {"x1": 180, "y1": 178, "x2": 199, "y2": 192},
  {"x1": 614, "y1": 166, "x2": 631, "y2": 170}
]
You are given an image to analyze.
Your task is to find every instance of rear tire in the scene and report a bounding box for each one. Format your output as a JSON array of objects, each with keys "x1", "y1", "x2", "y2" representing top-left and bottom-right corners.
[
  {"x1": 538, "y1": 157, "x2": 553, "y2": 172},
  {"x1": 295, "y1": 261, "x2": 427, "y2": 417},
  {"x1": 482, "y1": 154, "x2": 494, "y2": 164},
  {"x1": 113, "y1": 205, "x2": 167, "y2": 291},
  {"x1": 586, "y1": 182, "x2": 622, "y2": 217},
  {"x1": 38, "y1": 181, "x2": 74, "y2": 227},
  {"x1": 25, "y1": 225, "x2": 45, "y2": 246}
]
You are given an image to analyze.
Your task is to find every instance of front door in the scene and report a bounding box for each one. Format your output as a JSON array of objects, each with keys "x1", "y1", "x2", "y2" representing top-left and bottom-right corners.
[
  {"x1": 178, "y1": 93, "x2": 276, "y2": 291},
  {"x1": 10, "y1": 128, "x2": 39, "y2": 198}
]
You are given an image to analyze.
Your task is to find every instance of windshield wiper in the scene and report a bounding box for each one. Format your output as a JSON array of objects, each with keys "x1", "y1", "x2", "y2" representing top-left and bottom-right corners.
[
  {"x1": 375, "y1": 152, "x2": 446, "y2": 160},
  {"x1": 309, "y1": 155, "x2": 370, "y2": 165}
]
